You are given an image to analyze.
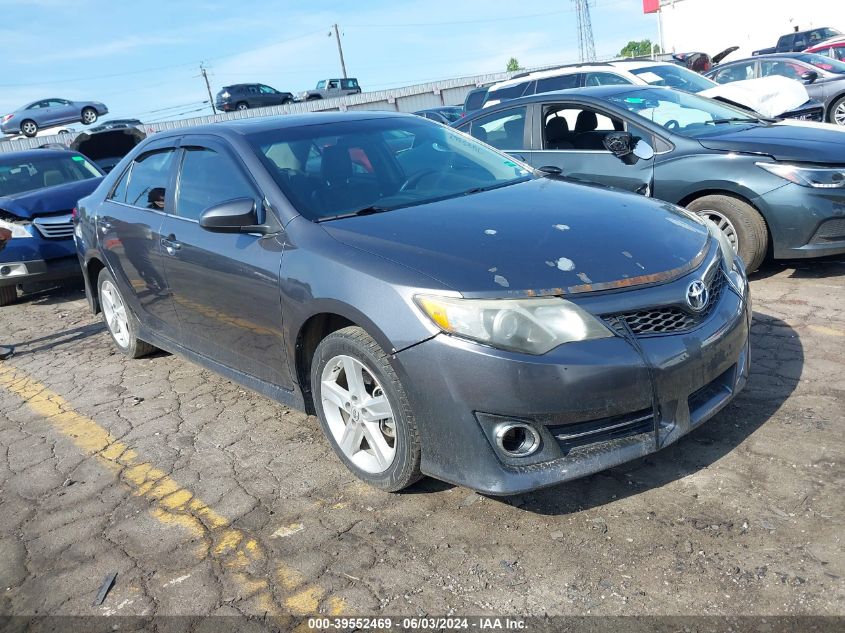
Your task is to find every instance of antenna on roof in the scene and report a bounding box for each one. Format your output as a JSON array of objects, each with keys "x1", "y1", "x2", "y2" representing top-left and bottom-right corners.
[{"x1": 573, "y1": 0, "x2": 596, "y2": 62}]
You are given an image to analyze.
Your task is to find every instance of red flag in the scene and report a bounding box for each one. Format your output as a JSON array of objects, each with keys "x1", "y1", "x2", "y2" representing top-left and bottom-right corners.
[{"x1": 643, "y1": 0, "x2": 660, "y2": 13}]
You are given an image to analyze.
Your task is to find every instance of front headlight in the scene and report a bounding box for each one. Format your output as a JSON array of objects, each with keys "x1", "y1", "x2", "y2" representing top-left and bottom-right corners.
[
  {"x1": 756, "y1": 162, "x2": 845, "y2": 189},
  {"x1": 221, "y1": 91, "x2": 230, "y2": 99},
  {"x1": 415, "y1": 295, "x2": 613, "y2": 355},
  {"x1": 0, "y1": 217, "x2": 33, "y2": 238}
]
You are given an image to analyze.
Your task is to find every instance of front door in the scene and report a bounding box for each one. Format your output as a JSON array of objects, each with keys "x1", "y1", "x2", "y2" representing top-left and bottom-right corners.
[
  {"x1": 524, "y1": 101, "x2": 654, "y2": 195},
  {"x1": 99, "y1": 145, "x2": 180, "y2": 337},
  {"x1": 160, "y1": 138, "x2": 292, "y2": 389}
]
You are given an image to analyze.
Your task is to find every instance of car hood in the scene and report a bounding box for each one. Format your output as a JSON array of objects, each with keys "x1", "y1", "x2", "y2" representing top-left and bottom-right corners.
[
  {"x1": 0, "y1": 177, "x2": 103, "y2": 219},
  {"x1": 697, "y1": 120, "x2": 845, "y2": 162},
  {"x1": 321, "y1": 178, "x2": 711, "y2": 298},
  {"x1": 700, "y1": 76, "x2": 809, "y2": 118}
]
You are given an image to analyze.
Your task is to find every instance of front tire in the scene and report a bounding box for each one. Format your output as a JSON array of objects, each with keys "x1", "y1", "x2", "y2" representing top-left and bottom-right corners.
[
  {"x1": 97, "y1": 268, "x2": 156, "y2": 358},
  {"x1": 81, "y1": 107, "x2": 98, "y2": 125},
  {"x1": 829, "y1": 95, "x2": 845, "y2": 126},
  {"x1": 311, "y1": 326, "x2": 422, "y2": 492},
  {"x1": 686, "y1": 194, "x2": 768, "y2": 273},
  {"x1": 20, "y1": 119, "x2": 38, "y2": 137},
  {"x1": 0, "y1": 285, "x2": 17, "y2": 307}
]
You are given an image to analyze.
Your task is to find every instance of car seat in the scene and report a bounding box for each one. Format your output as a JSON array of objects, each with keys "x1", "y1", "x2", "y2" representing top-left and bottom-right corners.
[
  {"x1": 573, "y1": 111, "x2": 607, "y2": 149},
  {"x1": 544, "y1": 117, "x2": 574, "y2": 149},
  {"x1": 42, "y1": 170, "x2": 63, "y2": 187}
]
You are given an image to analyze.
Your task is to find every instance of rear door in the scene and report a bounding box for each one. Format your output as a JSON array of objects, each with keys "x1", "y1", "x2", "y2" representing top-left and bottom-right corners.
[
  {"x1": 159, "y1": 135, "x2": 292, "y2": 388},
  {"x1": 98, "y1": 140, "x2": 180, "y2": 337},
  {"x1": 524, "y1": 101, "x2": 654, "y2": 194},
  {"x1": 460, "y1": 105, "x2": 531, "y2": 161}
]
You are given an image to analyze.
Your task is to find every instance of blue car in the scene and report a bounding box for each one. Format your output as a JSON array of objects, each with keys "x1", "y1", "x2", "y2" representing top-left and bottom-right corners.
[
  {"x1": 1, "y1": 98, "x2": 109, "y2": 138},
  {"x1": 0, "y1": 149, "x2": 104, "y2": 305}
]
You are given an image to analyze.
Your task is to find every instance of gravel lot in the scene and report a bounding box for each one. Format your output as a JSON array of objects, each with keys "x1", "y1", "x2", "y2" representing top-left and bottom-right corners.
[{"x1": 0, "y1": 258, "x2": 843, "y2": 622}]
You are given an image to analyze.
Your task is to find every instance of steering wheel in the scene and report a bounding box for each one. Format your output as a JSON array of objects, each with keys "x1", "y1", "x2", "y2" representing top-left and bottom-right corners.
[
  {"x1": 663, "y1": 119, "x2": 680, "y2": 131},
  {"x1": 399, "y1": 168, "x2": 438, "y2": 192}
]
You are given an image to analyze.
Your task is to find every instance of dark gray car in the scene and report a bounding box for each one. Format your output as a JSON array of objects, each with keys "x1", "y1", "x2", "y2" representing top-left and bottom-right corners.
[
  {"x1": 74, "y1": 112, "x2": 749, "y2": 495},
  {"x1": 456, "y1": 85, "x2": 845, "y2": 272},
  {"x1": 215, "y1": 84, "x2": 294, "y2": 112},
  {"x1": 706, "y1": 53, "x2": 845, "y2": 125}
]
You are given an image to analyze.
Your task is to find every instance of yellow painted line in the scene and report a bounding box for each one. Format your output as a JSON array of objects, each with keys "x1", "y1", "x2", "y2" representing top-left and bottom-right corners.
[
  {"x1": 0, "y1": 363, "x2": 347, "y2": 617},
  {"x1": 807, "y1": 324, "x2": 845, "y2": 338}
]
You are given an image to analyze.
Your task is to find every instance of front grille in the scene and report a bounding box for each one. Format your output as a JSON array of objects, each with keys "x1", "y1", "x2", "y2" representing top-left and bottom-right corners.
[
  {"x1": 32, "y1": 214, "x2": 74, "y2": 239},
  {"x1": 547, "y1": 408, "x2": 654, "y2": 455},
  {"x1": 607, "y1": 268, "x2": 728, "y2": 336},
  {"x1": 810, "y1": 218, "x2": 845, "y2": 244}
]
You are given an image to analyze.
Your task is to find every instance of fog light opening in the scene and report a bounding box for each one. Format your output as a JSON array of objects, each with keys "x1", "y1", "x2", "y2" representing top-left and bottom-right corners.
[
  {"x1": 0, "y1": 266, "x2": 10, "y2": 276},
  {"x1": 495, "y1": 423, "x2": 541, "y2": 457}
]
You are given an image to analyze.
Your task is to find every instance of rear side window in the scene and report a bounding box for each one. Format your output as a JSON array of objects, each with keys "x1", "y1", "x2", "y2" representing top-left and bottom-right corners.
[
  {"x1": 469, "y1": 106, "x2": 527, "y2": 150},
  {"x1": 341, "y1": 79, "x2": 359, "y2": 89},
  {"x1": 486, "y1": 81, "x2": 531, "y2": 104},
  {"x1": 711, "y1": 62, "x2": 755, "y2": 83},
  {"x1": 175, "y1": 148, "x2": 256, "y2": 221},
  {"x1": 535, "y1": 74, "x2": 581, "y2": 93},
  {"x1": 777, "y1": 35, "x2": 794, "y2": 50},
  {"x1": 123, "y1": 149, "x2": 176, "y2": 210}
]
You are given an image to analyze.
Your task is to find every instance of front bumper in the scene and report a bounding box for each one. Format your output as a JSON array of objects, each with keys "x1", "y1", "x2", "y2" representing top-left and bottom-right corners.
[
  {"x1": 395, "y1": 260, "x2": 751, "y2": 495},
  {"x1": 0, "y1": 234, "x2": 81, "y2": 288},
  {"x1": 756, "y1": 183, "x2": 845, "y2": 259}
]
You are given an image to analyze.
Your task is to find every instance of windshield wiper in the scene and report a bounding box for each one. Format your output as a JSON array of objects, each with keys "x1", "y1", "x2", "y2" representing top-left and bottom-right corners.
[
  {"x1": 315, "y1": 205, "x2": 392, "y2": 223},
  {"x1": 708, "y1": 117, "x2": 765, "y2": 125}
]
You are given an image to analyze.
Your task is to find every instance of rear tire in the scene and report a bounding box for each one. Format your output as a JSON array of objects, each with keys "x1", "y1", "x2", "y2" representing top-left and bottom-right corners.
[
  {"x1": 235, "y1": 102, "x2": 249, "y2": 111},
  {"x1": 97, "y1": 268, "x2": 156, "y2": 358},
  {"x1": 311, "y1": 326, "x2": 423, "y2": 492},
  {"x1": 20, "y1": 120, "x2": 38, "y2": 137},
  {"x1": 829, "y1": 94, "x2": 845, "y2": 126},
  {"x1": 686, "y1": 194, "x2": 768, "y2": 273},
  {"x1": 0, "y1": 285, "x2": 17, "y2": 306}
]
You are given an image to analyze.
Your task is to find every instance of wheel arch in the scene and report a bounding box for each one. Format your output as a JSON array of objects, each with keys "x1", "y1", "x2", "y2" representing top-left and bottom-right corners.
[{"x1": 84, "y1": 255, "x2": 106, "y2": 314}]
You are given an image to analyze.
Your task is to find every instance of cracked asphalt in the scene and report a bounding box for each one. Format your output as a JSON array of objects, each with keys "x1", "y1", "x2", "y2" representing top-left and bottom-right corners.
[{"x1": 0, "y1": 258, "x2": 843, "y2": 621}]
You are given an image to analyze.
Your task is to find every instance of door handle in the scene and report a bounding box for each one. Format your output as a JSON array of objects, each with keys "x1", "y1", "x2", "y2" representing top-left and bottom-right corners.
[{"x1": 161, "y1": 234, "x2": 182, "y2": 254}]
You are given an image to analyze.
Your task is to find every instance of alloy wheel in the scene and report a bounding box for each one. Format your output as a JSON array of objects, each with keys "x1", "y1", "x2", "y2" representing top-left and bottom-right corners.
[
  {"x1": 834, "y1": 102, "x2": 845, "y2": 126},
  {"x1": 100, "y1": 280, "x2": 130, "y2": 348},
  {"x1": 320, "y1": 354, "x2": 397, "y2": 473},
  {"x1": 698, "y1": 210, "x2": 739, "y2": 253},
  {"x1": 82, "y1": 109, "x2": 97, "y2": 124},
  {"x1": 22, "y1": 121, "x2": 36, "y2": 136}
]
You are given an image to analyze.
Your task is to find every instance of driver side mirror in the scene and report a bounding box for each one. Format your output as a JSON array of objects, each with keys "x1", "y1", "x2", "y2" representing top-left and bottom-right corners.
[
  {"x1": 603, "y1": 132, "x2": 655, "y2": 164},
  {"x1": 801, "y1": 70, "x2": 819, "y2": 84},
  {"x1": 199, "y1": 198, "x2": 270, "y2": 234}
]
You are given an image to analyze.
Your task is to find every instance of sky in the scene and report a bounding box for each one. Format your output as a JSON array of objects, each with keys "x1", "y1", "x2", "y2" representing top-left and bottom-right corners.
[{"x1": 0, "y1": 0, "x2": 658, "y2": 123}]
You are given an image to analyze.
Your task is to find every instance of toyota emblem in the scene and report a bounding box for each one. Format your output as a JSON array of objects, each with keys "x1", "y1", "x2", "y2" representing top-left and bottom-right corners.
[{"x1": 686, "y1": 280, "x2": 709, "y2": 312}]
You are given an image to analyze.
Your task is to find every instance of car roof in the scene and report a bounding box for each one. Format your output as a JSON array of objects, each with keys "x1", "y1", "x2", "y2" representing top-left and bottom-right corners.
[
  {"x1": 0, "y1": 148, "x2": 80, "y2": 162},
  {"x1": 490, "y1": 63, "x2": 615, "y2": 89},
  {"x1": 461, "y1": 85, "x2": 658, "y2": 119},
  {"x1": 148, "y1": 111, "x2": 413, "y2": 140},
  {"x1": 608, "y1": 60, "x2": 677, "y2": 70}
]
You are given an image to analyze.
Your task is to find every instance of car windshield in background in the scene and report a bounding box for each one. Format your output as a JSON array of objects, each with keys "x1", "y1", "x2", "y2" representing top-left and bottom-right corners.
[
  {"x1": 792, "y1": 52, "x2": 845, "y2": 73},
  {"x1": 629, "y1": 64, "x2": 717, "y2": 92},
  {"x1": 249, "y1": 117, "x2": 533, "y2": 221},
  {"x1": 608, "y1": 88, "x2": 766, "y2": 138},
  {"x1": 0, "y1": 153, "x2": 101, "y2": 197}
]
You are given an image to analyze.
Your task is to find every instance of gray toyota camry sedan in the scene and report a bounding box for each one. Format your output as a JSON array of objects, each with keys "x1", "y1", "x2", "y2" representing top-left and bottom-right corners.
[{"x1": 74, "y1": 112, "x2": 750, "y2": 495}]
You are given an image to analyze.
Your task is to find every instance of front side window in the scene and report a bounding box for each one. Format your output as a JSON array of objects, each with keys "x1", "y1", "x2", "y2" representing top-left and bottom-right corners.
[
  {"x1": 760, "y1": 60, "x2": 808, "y2": 80},
  {"x1": 259, "y1": 85, "x2": 276, "y2": 94},
  {"x1": 328, "y1": 80, "x2": 339, "y2": 89},
  {"x1": 249, "y1": 116, "x2": 532, "y2": 221},
  {"x1": 469, "y1": 106, "x2": 527, "y2": 150},
  {"x1": 175, "y1": 148, "x2": 256, "y2": 221},
  {"x1": 0, "y1": 153, "x2": 101, "y2": 197},
  {"x1": 630, "y1": 64, "x2": 716, "y2": 92},
  {"x1": 464, "y1": 89, "x2": 488, "y2": 111},
  {"x1": 794, "y1": 52, "x2": 845, "y2": 73},
  {"x1": 316, "y1": 80, "x2": 326, "y2": 89},
  {"x1": 542, "y1": 105, "x2": 624, "y2": 151},
  {"x1": 123, "y1": 149, "x2": 176, "y2": 210}
]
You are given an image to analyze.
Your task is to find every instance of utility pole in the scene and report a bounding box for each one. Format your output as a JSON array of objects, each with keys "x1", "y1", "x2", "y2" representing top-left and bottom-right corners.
[
  {"x1": 331, "y1": 24, "x2": 348, "y2": 79},
  {"x1": 199, "y1": 63, "x2": 216, "y2": 115}
]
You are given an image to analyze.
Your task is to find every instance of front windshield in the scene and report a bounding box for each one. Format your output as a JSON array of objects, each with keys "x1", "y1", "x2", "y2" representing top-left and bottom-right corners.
[
  {"x1": 607, "y1": 88, "x2": 765, "y2": 138},
  {"x1": 249, "y1": 116, "x2": 533, "y2": 221},
  {"x1": 0, "y1": 153, "x2": 101, "y2": 197},
  {"x1": 793, "y1": 52, "x2": 845, "y2": 73},
  {"x1": 629, "y1": 64, "x2": 717, "y2": 93}
]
